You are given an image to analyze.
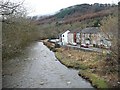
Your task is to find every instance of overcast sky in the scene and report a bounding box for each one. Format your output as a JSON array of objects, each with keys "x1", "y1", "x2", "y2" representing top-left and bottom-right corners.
[{"x1": 10, "y1": 0, "x2": 119, "y2": 16}]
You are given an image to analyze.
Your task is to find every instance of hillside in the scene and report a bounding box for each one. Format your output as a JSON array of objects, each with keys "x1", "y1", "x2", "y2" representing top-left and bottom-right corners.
[
  {"x1": 36, "y1": 3, "x2": 117, "y2": 25},
  {"x1": 55, "y1": 3, "x2": 111, "y2": 18}
]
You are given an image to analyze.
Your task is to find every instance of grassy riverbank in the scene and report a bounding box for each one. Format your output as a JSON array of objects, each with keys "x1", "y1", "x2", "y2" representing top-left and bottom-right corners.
[
  {"x1": 43, "y1": 40, "x2": 119, "y2": 88},
  {"x1": 55, "y1": 48, "x2": 108, "y2": 88}
]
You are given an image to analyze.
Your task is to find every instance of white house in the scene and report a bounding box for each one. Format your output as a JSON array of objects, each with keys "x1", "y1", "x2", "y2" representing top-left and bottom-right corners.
[{"x1": 61, "y1": 30, "x2": 70, "y2": 45}]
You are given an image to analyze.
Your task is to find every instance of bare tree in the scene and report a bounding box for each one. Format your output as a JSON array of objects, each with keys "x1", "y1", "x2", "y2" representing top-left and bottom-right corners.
[
  {"x1": 0, "y1": 0, "x2": 26, "y2": 22},
  {"x1": 100, "y1": 15, "x2": 118, "y2": 63}
]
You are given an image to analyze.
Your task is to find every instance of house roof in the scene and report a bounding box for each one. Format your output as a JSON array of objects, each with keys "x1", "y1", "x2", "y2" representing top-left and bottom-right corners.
[
  {"x1": 69, "y1": 28, "x2": 81, "y2": 33},
  {"x1": 81, "y1": 27, "x2": 100, "y2": 34},
  {"x1": 58, "y1": 27, "x2": 100, "y2": 36}
]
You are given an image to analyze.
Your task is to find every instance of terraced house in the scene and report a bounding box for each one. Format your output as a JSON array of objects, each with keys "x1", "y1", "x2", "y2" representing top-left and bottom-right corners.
[
  {"x1": 80, "y1": 27, "x2": 111, "y2": 48},
  {"x1": 80, "y1": 27, "x2": 101, "y2": 47},
  {"x1": 59, "y1": 27, "x2": 111, "y2": 48}
]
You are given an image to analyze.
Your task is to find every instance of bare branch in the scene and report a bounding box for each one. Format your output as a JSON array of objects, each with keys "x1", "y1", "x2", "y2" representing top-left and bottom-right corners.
[{"x1": 0, "y1": 0, "x2": 25, "y2": 16}]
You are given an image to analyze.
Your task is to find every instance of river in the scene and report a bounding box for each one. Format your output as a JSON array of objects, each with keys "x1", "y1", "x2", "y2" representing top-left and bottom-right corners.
[{"x1": 3, "y1": 42, "x2": 94, "y2": 88}]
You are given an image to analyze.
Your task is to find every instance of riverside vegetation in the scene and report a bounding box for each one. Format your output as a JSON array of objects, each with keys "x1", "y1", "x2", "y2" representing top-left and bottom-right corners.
[
  {"x1": 2, "y1": 1, "x2": 119, "y2": 88},
  {"x1": 43, "y1": 39, "x2": 118, "y2": 88}
]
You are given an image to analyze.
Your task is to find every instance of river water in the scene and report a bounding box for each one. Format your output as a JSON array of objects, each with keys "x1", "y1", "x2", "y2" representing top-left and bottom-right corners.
[{"x1": 3, "y1": 42, "x2": 94, "y2": 88}]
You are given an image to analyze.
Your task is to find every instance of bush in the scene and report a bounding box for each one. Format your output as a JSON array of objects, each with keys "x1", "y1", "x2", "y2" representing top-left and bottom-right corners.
[{"x1": 2, "y1": 18, "x2": 40, "y2": 60}]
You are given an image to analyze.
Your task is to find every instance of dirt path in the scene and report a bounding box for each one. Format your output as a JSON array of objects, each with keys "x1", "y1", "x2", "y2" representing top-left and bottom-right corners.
[{"x1": 3, "y1": 42, "x2": 94, "y2": 88}]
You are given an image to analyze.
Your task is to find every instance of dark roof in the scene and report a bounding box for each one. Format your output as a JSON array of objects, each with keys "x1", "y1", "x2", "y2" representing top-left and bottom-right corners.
[
  {"x1": 69, "y1": 28, "x2": 81, "y2": 33},
  {"x1": 81, "y1": 27, "x2": 100, "y2": 34}
]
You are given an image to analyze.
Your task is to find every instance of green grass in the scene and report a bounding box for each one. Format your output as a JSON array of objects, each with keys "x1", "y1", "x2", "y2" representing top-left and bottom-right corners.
[{"x1": 79, "y1": 70, "x2": 108, "y2": 88}]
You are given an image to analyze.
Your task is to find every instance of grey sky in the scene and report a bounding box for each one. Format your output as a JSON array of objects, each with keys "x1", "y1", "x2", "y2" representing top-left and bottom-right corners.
[{"x1": 9, "y1": 0, "x2": 119, "y2": 16}]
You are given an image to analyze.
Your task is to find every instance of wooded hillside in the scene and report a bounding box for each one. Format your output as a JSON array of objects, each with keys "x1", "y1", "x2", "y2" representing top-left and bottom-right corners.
[{"x1": 36, "y1": 3, "x2": 117, "y2": 25}]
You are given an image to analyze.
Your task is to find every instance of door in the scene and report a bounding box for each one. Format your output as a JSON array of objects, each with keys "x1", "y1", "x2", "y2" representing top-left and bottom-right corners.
[{"x1": 74, "y1": 33, "x2": 76, "y2": 43}]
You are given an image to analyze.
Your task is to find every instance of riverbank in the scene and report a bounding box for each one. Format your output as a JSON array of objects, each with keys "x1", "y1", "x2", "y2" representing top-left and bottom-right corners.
[{"x1": 43, "y1": 40, "x2": 119, "y2": 88}]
